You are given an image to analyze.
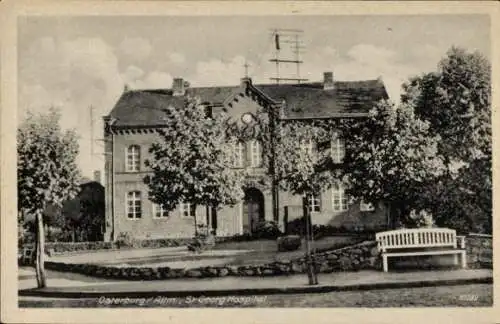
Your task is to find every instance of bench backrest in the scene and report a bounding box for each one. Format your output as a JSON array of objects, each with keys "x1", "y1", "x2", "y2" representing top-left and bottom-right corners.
[{"x1": 375, "y1": 228, "x2": 457, "y2": 252}]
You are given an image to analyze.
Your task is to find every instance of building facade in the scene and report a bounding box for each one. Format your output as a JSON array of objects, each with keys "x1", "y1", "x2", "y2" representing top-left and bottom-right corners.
[{"x1": 103, "y1": 72, "x2": 390, "y2": 241}]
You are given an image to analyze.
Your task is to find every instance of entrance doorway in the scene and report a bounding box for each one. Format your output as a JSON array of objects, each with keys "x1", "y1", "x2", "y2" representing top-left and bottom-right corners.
[{"x1": 242, "y1": 188, "x2": 265, "y2": 234}]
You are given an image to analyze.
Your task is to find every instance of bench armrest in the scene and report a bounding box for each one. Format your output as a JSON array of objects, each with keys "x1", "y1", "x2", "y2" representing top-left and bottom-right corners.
[{"x1": 456, "y1": 235, "x2": 466, "y2": 249}]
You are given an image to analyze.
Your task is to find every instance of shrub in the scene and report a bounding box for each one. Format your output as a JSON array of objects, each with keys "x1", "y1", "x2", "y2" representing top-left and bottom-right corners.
[
  {"x1": 277, "y1": 235, "x2": 302, "y2": 252},
  {"x1": 187, "y1": 230, "x2": 215, "y2": 253},
  {"x1": 253, "y1": 220, "x2": 282, "y2": 239},
  {"x1": 116, "y1": 232, "x2": 136, "y2": 248}
]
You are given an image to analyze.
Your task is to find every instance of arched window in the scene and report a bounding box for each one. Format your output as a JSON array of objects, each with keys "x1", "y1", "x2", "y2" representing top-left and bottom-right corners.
[
  {"x1": 126, "y1": 145, "x2": 141, "y2": 172},
  {"x1": 250, "y1": 140, "x2": 262, "y2": 167},
  {"x1": 126, "y1": 191, "x2": 142, "y2": 219}
]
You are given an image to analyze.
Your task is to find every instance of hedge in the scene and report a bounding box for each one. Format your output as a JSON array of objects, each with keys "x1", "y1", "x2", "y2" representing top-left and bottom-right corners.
[{"x1": 20, "y1": 238, "x2": 194, "y2": 256}]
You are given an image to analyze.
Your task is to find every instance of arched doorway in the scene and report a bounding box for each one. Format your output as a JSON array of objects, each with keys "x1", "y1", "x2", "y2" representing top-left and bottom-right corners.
[{"x1": 242, "y1": 187, "x2": 265, "y2": 234}]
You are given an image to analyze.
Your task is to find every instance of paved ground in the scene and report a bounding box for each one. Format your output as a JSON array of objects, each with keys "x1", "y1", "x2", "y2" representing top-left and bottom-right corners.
[
  {"x1": 19, "y1": 266, "x2": 492, "y2": 296},
  {"x1": 19, "y1": 284, "x2": 493, "y2": 307}
]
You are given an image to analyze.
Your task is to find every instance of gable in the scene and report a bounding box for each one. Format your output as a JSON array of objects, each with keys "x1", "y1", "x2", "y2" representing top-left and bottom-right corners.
[{"x1": 224, "y1": 92, "x2": 267, "y2": 126}]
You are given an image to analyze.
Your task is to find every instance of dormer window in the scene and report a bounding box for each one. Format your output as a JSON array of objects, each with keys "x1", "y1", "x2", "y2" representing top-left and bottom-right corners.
[{"x1": 126, "y1": 145, "x2": 141, "y2": 172}]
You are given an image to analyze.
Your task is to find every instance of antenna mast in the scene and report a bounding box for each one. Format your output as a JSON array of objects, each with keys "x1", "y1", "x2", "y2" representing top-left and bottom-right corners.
[
  {"x1": 269, "y1": 28, "x2": 308, "y2": 84},
  {"x1": 90, "y1": 105, "x2": 94, "y2": 165}
]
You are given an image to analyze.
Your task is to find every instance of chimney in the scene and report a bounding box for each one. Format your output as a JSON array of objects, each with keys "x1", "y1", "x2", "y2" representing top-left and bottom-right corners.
[
  {"x1": 172, "y1": 78, "x2": 186, "y2": 96},
  {"x1": 93, "y1": 170, "x2": 102, "y2": 183},
  {"x1": 323, "y1": 72, "x2": 334, "y2": 90}
]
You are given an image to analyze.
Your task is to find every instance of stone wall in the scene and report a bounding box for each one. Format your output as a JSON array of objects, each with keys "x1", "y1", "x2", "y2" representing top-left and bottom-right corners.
[
  {"x1": 38, "y1": 234, "x2": 491, "y2": 280},
  {"x1": 465, "y1": 234, "x2": 492, "y2": 268},
  {"x1": 42, "y1": 241, "x2": 381, "y2": 280}
]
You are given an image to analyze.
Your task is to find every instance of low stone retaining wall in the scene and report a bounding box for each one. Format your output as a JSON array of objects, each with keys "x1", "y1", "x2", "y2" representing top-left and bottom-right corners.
[
  {"x1": 43, "y1": 241, "x2": 381, "y2": 280},
  {"x1": 465, "y1": 234, "x2": 492, "y2": 268},
  {"x1": 39, "y1": 234, "x2": 490, "y2": 280}
]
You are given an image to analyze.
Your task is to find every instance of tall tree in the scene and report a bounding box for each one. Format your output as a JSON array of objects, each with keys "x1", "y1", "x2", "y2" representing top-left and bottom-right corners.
[
  {"x1": 18, "y1": 108, "x2": 81, "y2": 287},
  {"x1": 401, "y1": 47, "x2": 491, "y2": 232},
  {"x1": 145, "y1": 97, "x2": 245, "y2": 234},
  {"x1": 338, "y1": 101, "x2": 445, "y2": 228},
  {"x1": 402, "y1": 46, "x2": 491, "y2": 165}
]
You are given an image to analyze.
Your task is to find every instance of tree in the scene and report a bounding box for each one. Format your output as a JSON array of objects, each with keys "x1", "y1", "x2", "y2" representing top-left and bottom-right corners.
[
  {"x1": 275, "y1": 120, "x2": 340, "y2": 285},
  {"x1": 401, "y1": 47, "x2": 491, "y2": 232},
  {"x1": 402, "y1": 46, "x2": 491, "y2": 165},
  {"x1": 17, "y1": 108, "x2": 81, "y2": 288},
  {"x1": 61, "y1": 183, "x2": 105, "y2": 242},
  {"x1": 338, "y1": 101, "x2": 445, "y2": 228},
  {"x1": 144, "y1": 97, "x2": 245, "y2": 234}
]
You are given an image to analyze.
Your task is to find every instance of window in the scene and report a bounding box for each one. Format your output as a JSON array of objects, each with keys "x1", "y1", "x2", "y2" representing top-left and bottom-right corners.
[
  {"x1": 153, "y1": 203, "x2": 169, "y2": 218},
  {"x1": 250, "y1": 140, "x2": 262, "y2": 167},
  {"x1": 360, "y1": 200, "x2": 375, "y2": 212},
  {"x1": 331, "y1": 133, "x2": 345, "y2": 163},
  {"x1": 233, "y1": 141, "x2": 245, "y2": 168},
  {"x1": 332, "y1": 182, "x2": 348, "y2": 211},
  {"x1": 126, "y1": 191, "x2": 142, "y2": 219},
  {"x1": 126, "y1": 145, "x2": 141, "y2": 172},
  {"x1": 300, "y1": 139, "x2": 314, "y2": 157},
  {"x1": 180, "y1": 202, "x2": 196, "y2": 218},
  {"x1": 307, "y1": 193, "x2": 321, "y2": 213}
]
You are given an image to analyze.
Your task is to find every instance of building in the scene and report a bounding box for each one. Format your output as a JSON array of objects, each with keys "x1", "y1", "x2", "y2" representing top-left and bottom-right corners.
[{"x1": 103, "y1": 72, "x2": 390, "y2": 241}]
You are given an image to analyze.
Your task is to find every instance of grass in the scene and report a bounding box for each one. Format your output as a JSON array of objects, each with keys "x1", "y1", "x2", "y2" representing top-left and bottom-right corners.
[
  {"x1": 213, "y1": 236, "x2": 364, "y2": 266},
  {"x1": 64, "y1": 236, "x2": 365, "y2": 268},
  {"x1": 18, "y1": 284, "x2": 493, "y2": 308}
]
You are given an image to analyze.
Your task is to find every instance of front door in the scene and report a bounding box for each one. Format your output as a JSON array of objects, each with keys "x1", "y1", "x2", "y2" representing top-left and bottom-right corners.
[{"x1": 242, "y1": 188, "x2": 265, "y2": 234}]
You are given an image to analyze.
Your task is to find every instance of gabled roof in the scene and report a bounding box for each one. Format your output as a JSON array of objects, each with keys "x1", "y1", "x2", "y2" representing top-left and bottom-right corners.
[{"x1": 107, "y1": 78, "x2": 389, "y2": 127}]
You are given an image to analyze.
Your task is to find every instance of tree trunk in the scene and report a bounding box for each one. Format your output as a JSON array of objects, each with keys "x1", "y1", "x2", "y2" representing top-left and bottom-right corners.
[
  {"x1": 389, "y1": 202, "x2": 405, "y2": 229},
  {"x1": 302, "y1": 195, "x2": 318, "y2": 285},
  {"x1": 35, "y1": 211, "x2": 47, "y2": 288}
]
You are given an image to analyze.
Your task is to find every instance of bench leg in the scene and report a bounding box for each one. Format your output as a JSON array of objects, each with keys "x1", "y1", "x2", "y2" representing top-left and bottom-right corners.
[
  {"x1": 382, "y1": 255, "x2": 388, "y2": 272},
  {"x1": 461, "y1": 251, "x2": 467, "y2": 269}
]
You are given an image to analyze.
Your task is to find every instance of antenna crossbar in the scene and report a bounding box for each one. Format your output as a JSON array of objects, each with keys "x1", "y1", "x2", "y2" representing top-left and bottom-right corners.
[
  {"x1": 270, "y1": 77, "x2": 309, "y2": 82},
  {"x1": 269, "y1": 59, "x2": 303, "y2": 64}
]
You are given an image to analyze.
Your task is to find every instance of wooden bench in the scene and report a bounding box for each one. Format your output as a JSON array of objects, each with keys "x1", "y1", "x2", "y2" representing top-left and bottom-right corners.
[{"x1": 375, "y1": 228, "x2": 466, "y2": 272}]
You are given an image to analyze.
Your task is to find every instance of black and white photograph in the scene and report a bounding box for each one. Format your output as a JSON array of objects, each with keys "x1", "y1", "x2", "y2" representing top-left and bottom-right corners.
[{"x1": 1, "y1": 1, "x2": 498, "y2": 323}]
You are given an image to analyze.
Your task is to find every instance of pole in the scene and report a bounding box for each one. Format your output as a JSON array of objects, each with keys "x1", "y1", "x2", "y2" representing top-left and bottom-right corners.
[
  {"x1": 303, "y1": 195, "x2": 318, "y2": 285},
  {"x1": 270, "y1": 103, "x2": 280, "y2": 224}
]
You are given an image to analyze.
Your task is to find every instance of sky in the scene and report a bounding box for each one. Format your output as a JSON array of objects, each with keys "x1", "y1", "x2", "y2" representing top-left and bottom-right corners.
[{"x1": 17, "y1": 14, "x2": 490, "y2": 180}]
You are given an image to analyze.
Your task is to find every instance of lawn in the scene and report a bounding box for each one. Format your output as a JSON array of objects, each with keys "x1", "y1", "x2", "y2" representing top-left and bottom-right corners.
[
  {"x1": 97, "y1": 235, "x2": 365, "y2": 267},
  {"x1": 18, "y1": 284, "x2": 493, "y2": 308},
  {"x1": 214, "y1": 235, "x2": 365, "y2": 265}
]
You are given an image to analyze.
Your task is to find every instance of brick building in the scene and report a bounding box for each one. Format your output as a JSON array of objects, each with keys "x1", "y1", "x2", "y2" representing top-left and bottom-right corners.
[{"x1": 103, "y1": 72, "x2": 390, "y2": 241}]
